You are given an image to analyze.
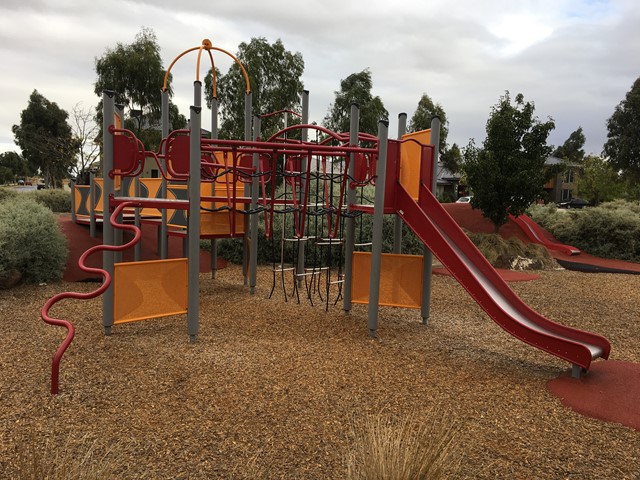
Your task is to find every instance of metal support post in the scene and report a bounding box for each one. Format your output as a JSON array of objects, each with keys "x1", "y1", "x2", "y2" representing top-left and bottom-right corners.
[
  {"x1": 420, "y1": 116, "x2": 441, "y2": 325},
  {"x1": 393, "y1": 112, "x2": 407, "y2": 254},
  {"x1": 367, "y1": 120, "x2": 390, "y2": 336},
  {"x1": 160, "y1": 90, "x2": 170, "y2": 259},
  {"x1": 242, "y1": 92, "x2": 252, "y2": 286},
  {"x1": 296, "y1": 90, "x2": 310, "y2": 288},
  {"x1": 210, "y1": 96, "x2": 219, "y2": 279},
  {"x1": 89, "y1": 171, "x2": 96, "y2": 238},
  {"x1": 101, "y1": 91, "x2": 115, "y2": 335},
  {"x1": 342, "y1": 103, "x2": 360, "y2": 313},
  {"x1": 187, "y1": 100, "x2": 202, "y2": 343},
  {"x1": 249, "y1": 115, "x2": 261, "y2": 294}
]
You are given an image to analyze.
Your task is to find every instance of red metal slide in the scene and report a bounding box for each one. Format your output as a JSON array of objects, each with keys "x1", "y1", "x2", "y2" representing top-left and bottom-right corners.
[
  {"x1": 509, "y1": 213, "x2": 581, "y2": 256},
  {"x1": 395, "y1": 185, "x2": 610, "y2": 372}
]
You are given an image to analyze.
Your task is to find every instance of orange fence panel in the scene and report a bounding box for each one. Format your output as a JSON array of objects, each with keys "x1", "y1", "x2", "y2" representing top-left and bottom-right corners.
[
  {"x1": 400, "y1": 129, "x2": 431, "y2": 201},
  {"x1": 113, "y1": 258, "x2": 188, "y2": 324},
  {"x1": 351, "y1": 252, "x2": 424, "y2": 309}
]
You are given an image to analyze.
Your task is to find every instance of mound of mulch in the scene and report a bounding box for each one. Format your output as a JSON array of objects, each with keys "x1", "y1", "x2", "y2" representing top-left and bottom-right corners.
[{"x1": 1, "y1": 265, "x2": 639, "y2": 479}]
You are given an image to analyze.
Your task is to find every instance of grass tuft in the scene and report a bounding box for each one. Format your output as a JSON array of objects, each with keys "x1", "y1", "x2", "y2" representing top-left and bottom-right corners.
[{"x1": 346, "y1": 409, "x2": 460, "y2": 480}]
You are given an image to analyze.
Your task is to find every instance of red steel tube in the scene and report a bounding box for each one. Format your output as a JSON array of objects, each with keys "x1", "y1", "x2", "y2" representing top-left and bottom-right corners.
[{"x1": 41, "y1": 201, "x2": 141, "y2": 394}]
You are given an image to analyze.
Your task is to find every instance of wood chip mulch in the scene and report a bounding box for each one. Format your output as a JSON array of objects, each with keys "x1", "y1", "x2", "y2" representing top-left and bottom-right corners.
[{"x1": 1, "y1": 265, "x2": 639, "y2": 479}]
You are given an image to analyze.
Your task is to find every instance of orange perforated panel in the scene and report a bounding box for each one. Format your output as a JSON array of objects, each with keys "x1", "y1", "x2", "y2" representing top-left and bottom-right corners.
[
  {"x1": 113, "y1": 258, "x2": 188, "y2": 324},
  {"x1": 400, "y1": 129, "x2": 431, "y2": 201},
  {"x1": 351, "y1": 252, "x2": 424, "y2": 309},
  {"x1": 200, "y1": 211, "x2": 245, "y2": 236}
]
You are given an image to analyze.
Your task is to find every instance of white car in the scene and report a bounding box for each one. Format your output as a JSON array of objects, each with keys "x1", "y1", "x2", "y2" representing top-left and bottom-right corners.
[{"x1": 456, "y1": 196, "x2": 472, "y2": 203}]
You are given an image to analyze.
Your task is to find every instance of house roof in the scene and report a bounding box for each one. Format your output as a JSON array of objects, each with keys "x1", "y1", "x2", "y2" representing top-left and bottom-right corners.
[{"x1": 436, "y1": 162, "x2": 460, "y2": 183}]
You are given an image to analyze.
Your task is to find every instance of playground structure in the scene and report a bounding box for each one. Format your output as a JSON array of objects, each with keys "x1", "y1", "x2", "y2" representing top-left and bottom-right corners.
[{"x1": 43, "y1": 39, "x2": 611, "y2": 395}]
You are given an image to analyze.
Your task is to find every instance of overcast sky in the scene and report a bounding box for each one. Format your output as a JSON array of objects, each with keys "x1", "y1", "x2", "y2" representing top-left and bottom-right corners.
[{"x1": 1, "y1": 0, "x2": 639, "y2": 157}]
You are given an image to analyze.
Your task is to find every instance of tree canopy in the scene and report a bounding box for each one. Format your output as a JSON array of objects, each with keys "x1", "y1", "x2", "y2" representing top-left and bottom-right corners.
[
  {"x1": 576, "y1": 155, "x2": 623, "y2": 205},
  {"x1": 0, "y1": 151, "x2": 28, "y2": 184},
  {"x1": 408, "y1": 93, "x2": 448, "y2": 152},
  {"x1": 603, "y1": 76, "x2": 640, "y2": 182},
  {"x1": 94, "y1": 28, "x2": 166, "y2": 119},
  {"x1": 463, "y1": 92, "x2": 555, "y2": 231},
  {"x1": 12, "y1": 90, "x2": 76, "y2": 186},
  {"x1": 324, "y1": 69, "x2": 388, "y2": 136},
  {"x1": 94, "y1": 28, "x2": 186, "y2": 151},
  {"x1": 553, "y1": 126, "x2": 586, "y2": 163},
  {"x1": 205, "y1": 37, "x2": 304, "y2": 140}
]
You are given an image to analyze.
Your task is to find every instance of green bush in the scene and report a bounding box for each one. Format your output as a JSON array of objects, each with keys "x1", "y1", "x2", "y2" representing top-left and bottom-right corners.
[
  {"x1": 27, "y1": 189, "x2": 72, "y2": 213},
  {"x1": 528, "y1": 201, "x2": 640, "y2": 262},
  {"x1": 0, "y1": 197, "x2": 68, "y2": 284},
  {"x1": 0, "y1": 187, "x2": 18, "y2": 203}
]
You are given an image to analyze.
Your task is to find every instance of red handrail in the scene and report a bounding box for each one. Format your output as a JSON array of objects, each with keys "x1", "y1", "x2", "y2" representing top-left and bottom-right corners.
[{"x1": 41, "y1": 201, "x2": 142, "y2": 394}]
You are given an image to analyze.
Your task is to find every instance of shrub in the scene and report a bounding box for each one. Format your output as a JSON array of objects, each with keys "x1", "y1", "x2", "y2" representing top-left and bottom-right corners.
[
  {"x1": 0, "y1": 187, "x2": 18, "y2": 203},
  {"x1": 28, "y1": 188, "x2": 72, "y2": 213},
  {"x1": 0, "y1": 197, "x2": 68, "y2": 284},
  {"x1": 529, "y1": 200, "x2": 640, "y2": 262}
]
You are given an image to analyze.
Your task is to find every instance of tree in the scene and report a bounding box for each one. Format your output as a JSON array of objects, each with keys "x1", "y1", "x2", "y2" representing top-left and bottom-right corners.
[
  {"x1": 12, "y1": 90, "x2": 76, "y2": 187},
  {"x1": 324, "y1": 69, "x2": 388, "y2": 136},
  {"x1": 0, "y1": 151, "x2": 28, "y2": 184},
  {"x1": 408, "y1": 93, "x2": 449, "y2": 153},
  {"x1": 604, "y1": 76, "x2": 640, "y2": 182},
  {"x1": 94, "y1": 28, "x2": 185, "y2": 151},
  {"x1": 69, "y1": 103, "x2": 100, "y2": 181},
  {"x1": 440, "y1": 142, "x2": 463, "y2": 174},
  {"x1": 553, "y1": 126, "x2": 586, "y2": 163},
  {"x1": 576, "y1": 155, "x2": 623, "y2": 205},
  {"x1": 205, "y1": 38, "x2": 304, "y2": 140},
  {"x1": 463, "y1": 92, "x2": 555, "y2": 232}
]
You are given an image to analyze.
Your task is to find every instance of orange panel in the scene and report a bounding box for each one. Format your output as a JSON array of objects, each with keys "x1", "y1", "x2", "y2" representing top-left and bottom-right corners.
[
  {"x1": 113, "y1": 258, "x2": 188, "y2": 324},
  {"x1": 139, "y1": 178, "x2": 163, "y2": 218},
  {"x1": 200, "y1": 211, "x2": 245, "y2": 236},
  {"x1": 400, "y1": 129, "x2": 431, "y2": 201},
  {"x1": 351, "y1": 252, "x2": 424, "y2": 309}
]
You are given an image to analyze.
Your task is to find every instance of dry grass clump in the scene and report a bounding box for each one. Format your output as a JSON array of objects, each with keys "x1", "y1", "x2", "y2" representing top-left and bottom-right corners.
[
  {"x1": 346, "y1": 409, "x2": 459, "y2": 480},
  {"x1": 467, "y1": 232, "x2": 557, "y2": 270},
  {"x1": 13, "y1": 432, "x2": 115, "y2": 480}
]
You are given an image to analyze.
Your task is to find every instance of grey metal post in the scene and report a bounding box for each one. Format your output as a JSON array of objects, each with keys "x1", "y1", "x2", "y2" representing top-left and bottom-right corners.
[
  {"x1": 367, "y1": 120, "x2": 389, "y2": 336},
  {"x1": 89, "y1": 171, "x2": 96, "y2": 238},
  {"x1": 70, "y1": 179, "x2": 76, "y2": 223},
  {"x1": 187, "y1": 102, "x2": 202, "y2": 342},
  {"x1": 114, "y1": 104, "x2": 125, "y2": 264},
  {"x1": 249, "y1": 115, "x2": 261, "y2": 294},
  {"x1": 393, "y1": 113, "x2": 407, "y2": 254},
  {"x1": 134, "y1": 176, "x2": 141, "y2": 262},
  {"x1": 342, "y1": 103, "x2": 360, "y2": 312},
  {"x1": 242, "y1": 92, "x2": 252, "y2": 286},
  {"x1": 210, "y1": 96, "x2": 219, "y2": 279},
  {"x1": 296, "y1": 90, "x2": 309, "y2": 288},
  {"x1": 101, "y1": 91, "x2": 115, "y2": 335},
  {"x1": 420, "y1": 116, "x2": 441, "y2": 324},
  {"x1": 160, "y1": 90, "x2": 170, "y2": 259}
]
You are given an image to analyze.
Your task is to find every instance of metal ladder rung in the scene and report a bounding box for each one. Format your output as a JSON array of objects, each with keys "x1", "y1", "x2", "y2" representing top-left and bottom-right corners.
[{"x1": 273, "y1": 266, "x2": 295, "y2": 273}]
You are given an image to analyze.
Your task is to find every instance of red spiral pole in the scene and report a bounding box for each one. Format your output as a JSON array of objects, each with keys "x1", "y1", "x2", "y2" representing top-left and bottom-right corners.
[{"x1": 41, "y1": 201, "x2": 141, "y2": 394}]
